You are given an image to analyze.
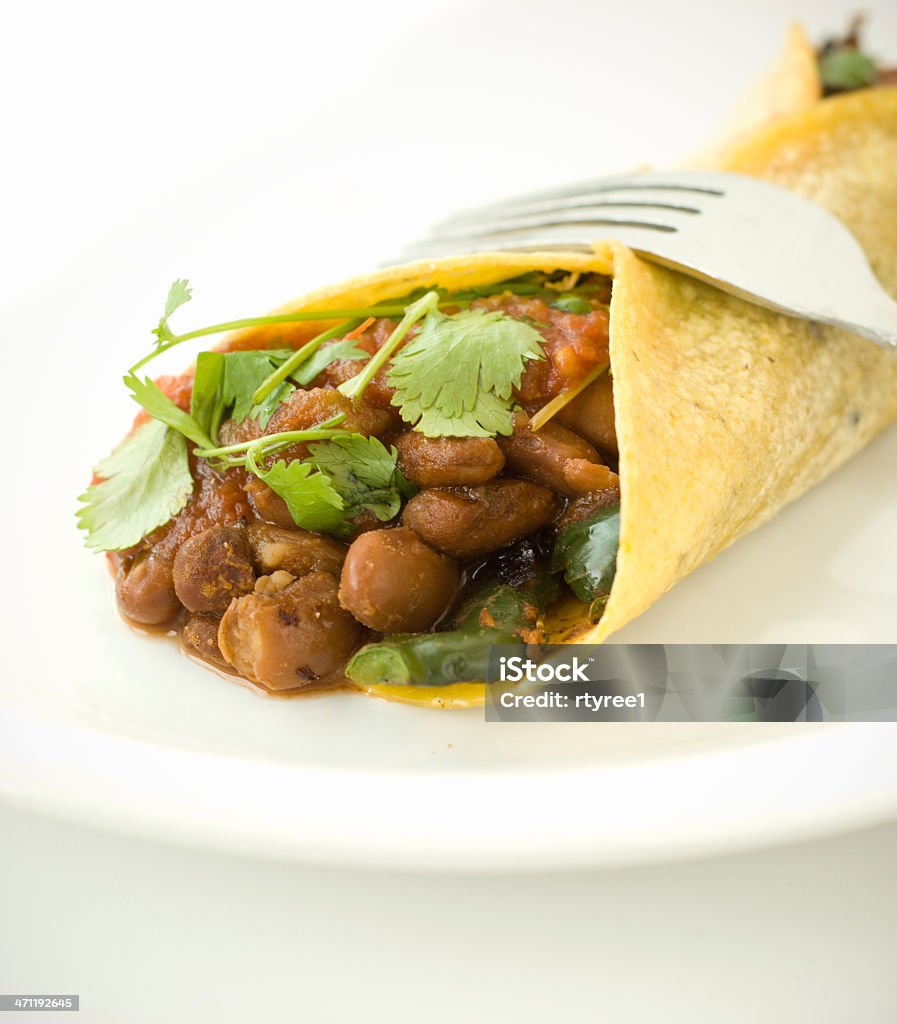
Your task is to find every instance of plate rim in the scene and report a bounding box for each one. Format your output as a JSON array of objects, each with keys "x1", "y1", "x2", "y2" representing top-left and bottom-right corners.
[{"x1": 4, "y1": 710, "x2": 897, "y2": 872}]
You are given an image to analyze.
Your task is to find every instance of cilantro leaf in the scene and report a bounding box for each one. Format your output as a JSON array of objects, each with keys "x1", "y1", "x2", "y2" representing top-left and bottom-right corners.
[
  {"x1": 339, "y1": 291, "x2": 440, "y2": 403},
  {"x1": 152, "y1": 279, "x2": 193, "y2": 348},
  {"x1": 191, "y1": 341, "x2": 368, "y2": 443},
  {"x1": 218, "y1": 350, "x2": 295, "y2": 427},
  {"x1": 77, "y1": 419, "x2": 193, "y2": 551},
  {"x1": 308, "y1": 435, "x2": 409, "y2": 521},
  {"x1": 257, "y1": 460, "x2": 346, "y2": 534},
  {"x1": 386, "y1": 309, "x2": 545, "y2": 437},
  {"x1": 819, "y1": 49, "x2": 878, "y2": 91},
  {"x1": 291, "y1": 338, "x2": 369, "y2": 387},
  {"x1": 164, "y1": 279, "x2": 193, "y2": 319},
  {"x1": 190, "y1": 349, "x2": 296, "y2": 442},
  {"x1": 190, "y1": 351, "x2": 226, "y2": 441},
  {"x1": 250, "y1": 380, "x2": 294, "y2": 429},
  {"x1": 124, "y1": 372, "x2": 213, "y2": 449},
  {"x1": 552, "y1": 295, "x2": 592, "y2": 314}
]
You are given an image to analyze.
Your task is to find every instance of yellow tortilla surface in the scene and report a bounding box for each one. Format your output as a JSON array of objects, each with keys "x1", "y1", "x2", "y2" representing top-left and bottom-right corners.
[
  {"x1": 602, "y1": 90, "x2": 897, "y2": 643},
  {"x1": 228, "y1": 88, "x2": 897, "y2": 708}
]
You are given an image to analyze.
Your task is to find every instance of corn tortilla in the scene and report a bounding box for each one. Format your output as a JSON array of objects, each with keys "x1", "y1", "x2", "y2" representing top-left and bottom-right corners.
[{"x1": 226, "y1": 85, "x2": 897, "y2": 707}]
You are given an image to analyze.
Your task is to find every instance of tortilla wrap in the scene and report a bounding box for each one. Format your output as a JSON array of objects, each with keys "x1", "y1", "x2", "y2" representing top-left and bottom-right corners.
[{"x1": 225, "y1": 85, "x2": 897, "y2": 707}]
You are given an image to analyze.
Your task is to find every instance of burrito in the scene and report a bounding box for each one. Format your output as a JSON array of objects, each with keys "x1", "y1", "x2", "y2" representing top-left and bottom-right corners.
[{"x1": 78, "y1": 29, "x2": 897, "y2": 707}]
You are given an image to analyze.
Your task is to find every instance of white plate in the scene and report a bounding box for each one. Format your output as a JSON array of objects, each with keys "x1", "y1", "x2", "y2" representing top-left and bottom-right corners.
[
  {"x1": 3, "y1": 241, "x2": 897, "y2": 870},
  {"x1": 3, "y1": 1, "x2": 897, "y2": 869}
]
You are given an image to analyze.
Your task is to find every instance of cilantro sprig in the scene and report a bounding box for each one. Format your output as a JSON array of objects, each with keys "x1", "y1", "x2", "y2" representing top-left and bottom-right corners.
[
  {"x1": 386, "y1": 308, "x2": 545, "y2": 437},
  {"x1": 124, "y1": 373, "x2": 215, "y2": 450},
  {"x1": 190, "y1": 344, "x2": 369, "y2": 444},
  {"x1": 77, "y1": 419, "x2": 193, "y2": 552},
  {"x1": 130, "y1": 279, "x2": 466, "y2": 378},
  {"x1": 78, "y1": 406, "x2": 408, "y2": 550},
  {"x1": 204, "y1": 419, "x2": 410, "y2": 536},
  {"x1": 308, "y1": 435, "x2": 414, "y2": 522},
  {"x1": 78, "y1": 274, "x2": 567, "y2": 551},
  {"x1": 338, "y1": 291, "x2": 440, "y2": 403},
  {"x1": 255, "y1": 460, "x2": 347, "y2": 534},
  {"x1": 146, "y1": 279, "x2": 193, "y2": 361}
]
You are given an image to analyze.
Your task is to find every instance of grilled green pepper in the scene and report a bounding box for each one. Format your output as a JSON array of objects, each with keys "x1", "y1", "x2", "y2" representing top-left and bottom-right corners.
[
  {"x1": 345, "y1": 573, "x2": 559, "y2": 687},
  {"x1": 552, "y1": 503, "x2": 620, "y2": 621}
]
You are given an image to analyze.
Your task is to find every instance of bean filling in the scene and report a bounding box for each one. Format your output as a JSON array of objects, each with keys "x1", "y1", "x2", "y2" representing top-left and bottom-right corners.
[{"x1": 107, "y1": 273, "x2": 621, "y2": 692}]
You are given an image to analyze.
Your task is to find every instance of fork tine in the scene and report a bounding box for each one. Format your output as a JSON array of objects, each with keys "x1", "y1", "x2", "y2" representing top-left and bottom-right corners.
[
  {"x1": 440, "y1": 171, "x2": 726, "y2": 226},
  {"x1": 399, "y1": 220, "x2": 681, "y2": 262},
  {"x1": 422, "y1": 202, "x2": 692, "y2": 245},
  {"x1": 394, "y1": 168, "x2": 897, "y2": 351},
  {"x1": 436, "y1": 192, "x2": 711, "y2": 231}
]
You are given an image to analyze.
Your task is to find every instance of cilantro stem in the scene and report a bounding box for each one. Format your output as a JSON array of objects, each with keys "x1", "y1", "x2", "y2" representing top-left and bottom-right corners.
[
  {"x1": 135, "y1": 307, "x2": 422, "y2": 372},
  {"x1": 176, "y1": 306, "x2": 425, "y2": 339},
  {"x1": 192, "y1": 415, "x2": 348, "y2": 461},
  {"x1": 242, "y1": 425, "x2": 350, "y2": 479},
  {"x1": 338, "y1": 291, "x2": 440, "y2": 404},
  {"x1": 134, "y1": 293, "x2": 477, "y2": 377},
  {"x1": 252, "y1": 320, "x2": 362, "y2": 407}
]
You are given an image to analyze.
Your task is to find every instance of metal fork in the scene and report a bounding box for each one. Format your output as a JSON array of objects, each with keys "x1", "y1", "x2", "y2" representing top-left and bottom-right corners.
[{"x1": 398, "y1": 170, "x2": 897, "y2": 351}]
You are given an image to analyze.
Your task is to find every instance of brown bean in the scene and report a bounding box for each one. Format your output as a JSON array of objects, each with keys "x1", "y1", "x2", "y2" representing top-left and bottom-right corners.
[
  {"x1": 266, "y1": 387, "x2": 396, "y2": 442},
  {"x1": 558, "y1": 487, "x2": 621, "y2": 530},
  {"x1": 247, "y1": 522, "x2": 346, "y2": 578},
  {"x1": 562, "y1": 459, "x2": 619, "y2": 495},
  {"x1": 350, "y1": 508, "x2": 399, "y2": 534},
  {"x1": 181, "y1": 612, "x2": 228, "y2": 667},
  {"x1": 217, "y1": 417, "x2": 263, "y2": 447},
  {"x1": 218, "y1": 571, "x2": 362, "y2": 689},
  {"x1": 311, "y1": 323, "x2": 398, "y2": 410},
  {"x1": 395, "y1": 432, "x2": 505, "y2": 488},
  {"x1": 116, "y1": 551, "x2": 180, "y2": 625},
  {"x1": 172, "y1": 524, "x2": 256, "y2": 613},
  {"x1": 403, "y1": 480, "x2": 559, "y2": 560},
  {"x1": 244, "y1": 477, "x2": 296, "y2": 528},
  {"x1": 555, "y1": 373, "x2": 618, "y2": 457},
  {"x1": 339, "y1": 527, "x2": 459, "y2": 632},
  {"x1": 498, "y1": 412, "x2": 613, "y2": 497},
  {"x1": 244, "y1": 478, "x2": 395, "y2": 533}
]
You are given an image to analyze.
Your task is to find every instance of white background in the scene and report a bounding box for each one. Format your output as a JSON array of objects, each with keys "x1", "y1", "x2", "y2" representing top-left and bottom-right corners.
[{"x1": 2, "y1": 0, "x2": 897, "y2": 1020}]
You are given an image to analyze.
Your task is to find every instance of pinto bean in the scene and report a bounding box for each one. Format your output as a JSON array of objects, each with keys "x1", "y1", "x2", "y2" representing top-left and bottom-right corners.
[
  {"x1": 558, "y1": 487, "x2": 622, "y2": 530},
  {"x1": 116, "y1": 551, "x2": 180, "y2": 625},
  {"x1": 403, "y1": 480, "x2": 559, "y2": 560},
  {"x1": 338, "y1": 527, "x2": 459, "y2": 632},
  {"x1": 312, "y1": 322, "x2": 398, "y2": 410},
  {"x1": 555, "y1": 373, "x2": 618, "y2": 457},
  {"x1": 244, "y1": 477, "x2": 295, "y2": 528},
  {"x1": 217, "y1": 417, "x2": 263, "y2": 447},
  {"x1": 395, "y1": 432, "x2": 505, "y2": 488},
  {"x1": 498, "y1": 412, "x2": 616, "y2": 497},
  {"x1": 172, "y1": 524, "x2": 256, "y2": 613},
  {"x1": 247, "y1": 522, "x2": 346, "y2": 578},
  {"x1": 218, "y1": 571, "x2": 362, "y2": 689},
  {"x1": 266, "y1": 387, "x2": 397, "y2": 441},
  {"x1": 243, "y1": 478, "x2": 393, "y2": 534},
  {"x1": 562, "y1": 458, "x2": 619, "y2": 494},
  {"x1": 181, "y1": 612, "x2": 228, "y2": 667}
]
